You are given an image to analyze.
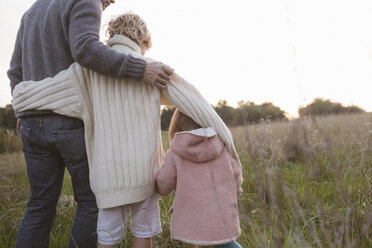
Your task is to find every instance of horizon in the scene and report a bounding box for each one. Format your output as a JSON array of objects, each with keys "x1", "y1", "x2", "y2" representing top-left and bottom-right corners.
[
  {"x1": 1, "y1": 97, "x2": 368, "y2": 120},
  {"x1": 2, "y1": 0, "x2": 372, "y2": 118}
]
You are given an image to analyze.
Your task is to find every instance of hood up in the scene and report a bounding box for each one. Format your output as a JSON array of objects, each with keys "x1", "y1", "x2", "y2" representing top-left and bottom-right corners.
[{"x1": 170, "y1": 127, "x2": 224, "y2": 163}]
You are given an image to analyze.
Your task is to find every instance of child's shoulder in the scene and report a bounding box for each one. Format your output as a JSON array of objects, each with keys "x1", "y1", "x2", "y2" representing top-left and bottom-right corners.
[{"x1": 164, "y1": 148, "x2": 177, "y2": 158}]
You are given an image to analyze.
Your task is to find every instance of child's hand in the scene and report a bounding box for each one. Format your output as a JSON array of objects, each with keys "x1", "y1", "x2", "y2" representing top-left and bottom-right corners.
[
  {"x1": 155, "y1": 151, "x2": 177, "y2": 196},
  {"x1": 228, "y1": 152, "x2": 243, "y2": 197}
]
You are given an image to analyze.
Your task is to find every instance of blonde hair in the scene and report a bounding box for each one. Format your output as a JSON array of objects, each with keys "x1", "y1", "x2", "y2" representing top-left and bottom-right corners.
[
  {"x1": 169, "y1": 109, "x2": 201, "y2": 141},
  {"x1": 106, "y1": 12, "x2": 152, "y2": 51}
]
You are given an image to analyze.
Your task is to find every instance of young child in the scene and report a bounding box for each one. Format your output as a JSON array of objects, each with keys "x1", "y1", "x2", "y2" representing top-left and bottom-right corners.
[
  {"x1": 95, "y1": 13, "x2": 161, "y2": 248},
  {"x1": 156, "y1": 109, "x2": 243, "y2": 248}
]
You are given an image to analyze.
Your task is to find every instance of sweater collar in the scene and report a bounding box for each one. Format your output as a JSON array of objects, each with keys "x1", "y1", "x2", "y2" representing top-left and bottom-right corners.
[{"x1": 107, "y1": 34, "x2": 142, "y2": 54}]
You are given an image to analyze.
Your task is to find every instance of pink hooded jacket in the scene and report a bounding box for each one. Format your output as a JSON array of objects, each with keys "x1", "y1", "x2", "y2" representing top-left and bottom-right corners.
[{"x1": 156, "y1": 127, "x2": 243, "y2": 246}]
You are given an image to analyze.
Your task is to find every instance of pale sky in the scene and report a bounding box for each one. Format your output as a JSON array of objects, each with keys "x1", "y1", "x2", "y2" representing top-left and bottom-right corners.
[{"x1": 1, "y1": 0, "x2": 372, "y2": 117}]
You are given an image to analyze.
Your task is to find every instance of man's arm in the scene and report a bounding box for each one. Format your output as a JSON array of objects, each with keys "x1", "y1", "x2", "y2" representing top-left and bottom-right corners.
[
  {"x1": 68, "y1": 0, "x2": 145, "y2": 79},
  {"x1": 8, "y1": 23, "x2": 23, "y2": 135},
  {"x1": 8, "y1": 24, "x2": 23, "y2": 94},
  {"x1": 68, "y1": 0, "x2": 174, "y2": 86}
]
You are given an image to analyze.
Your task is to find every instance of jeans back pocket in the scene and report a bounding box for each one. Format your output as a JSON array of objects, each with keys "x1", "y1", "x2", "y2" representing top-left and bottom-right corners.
[
  {"x1": 19, "y1": 126, "x2": 31, "y2": 147},
  {"x1": 52, "y1": 127, "x2": 87, "y2": 164}
]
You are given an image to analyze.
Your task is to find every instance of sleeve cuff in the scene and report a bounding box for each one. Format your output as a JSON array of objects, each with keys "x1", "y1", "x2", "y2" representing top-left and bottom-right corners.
[{"x1": 124, "y1": 55, "x2": 146, "y2": 79}]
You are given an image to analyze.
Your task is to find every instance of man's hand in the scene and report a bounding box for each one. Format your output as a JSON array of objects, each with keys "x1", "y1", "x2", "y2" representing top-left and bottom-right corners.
[
  {"x1": 143, "y1": 62, "x2": 174, "y2": 89},
  {"x1": 101, "y1": 0, "x2": 115, "y2": 10},
  {"x1": 16, "y1": 119, "x2": 21, "y2": 136}
]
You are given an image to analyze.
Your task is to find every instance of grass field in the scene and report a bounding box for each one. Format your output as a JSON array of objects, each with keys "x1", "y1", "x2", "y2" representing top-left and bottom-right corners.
[{"x1": 0, "y1": 113, "x2": 371, "y2": 247}]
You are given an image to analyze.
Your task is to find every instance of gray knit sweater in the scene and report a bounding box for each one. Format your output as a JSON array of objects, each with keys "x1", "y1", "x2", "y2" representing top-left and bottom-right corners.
[{"x1": 8, "y1": 0, "x2": 146, "y2": 117}]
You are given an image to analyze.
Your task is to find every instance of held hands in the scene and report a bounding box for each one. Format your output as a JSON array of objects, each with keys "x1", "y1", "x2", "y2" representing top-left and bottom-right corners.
[{"x1": 143, "y1": 62, "x2": 174, "y2": 89}]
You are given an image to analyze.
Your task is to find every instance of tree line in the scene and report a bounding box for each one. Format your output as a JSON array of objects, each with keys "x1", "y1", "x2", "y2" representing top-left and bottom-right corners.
[
  {"x1": 161, "y1": 98, "x2": 366, "y2": 130},
  {"x1": 0, "y1": 98, "x2": 366, "y2": 131},
  {"x1": 161, "y1": 100, "x2": 286, "y2": 130}
]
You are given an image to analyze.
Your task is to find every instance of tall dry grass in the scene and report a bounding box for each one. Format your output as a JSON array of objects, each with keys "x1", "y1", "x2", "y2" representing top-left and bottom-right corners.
[
  {"x1": 233, "y1": 113, "x2": 372, "y2": 247},
  {"x1": 0, "y1": 113, "x2": 371, "y2": 247}
]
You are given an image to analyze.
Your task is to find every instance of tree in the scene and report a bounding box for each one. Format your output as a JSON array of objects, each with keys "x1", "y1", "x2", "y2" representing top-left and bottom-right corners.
[
  {"x1": 0, "y1": 105, "x2": 17, "y2": 130},
  {"x1": 345, "y1": 105, "x2": 365, "y2": 114},
  {"x1": 161, "y1": 106, "x2": 176, "y2": 130},
  {"x1": 261, "y1": 102, "x2": 286, "y2": 121},
  {"x1": 231, "y1": 101, "x2": 286, "y2": 126},
  {"x1": 213, "y1": 100, "x2": 235, "y2": 126},
  {"x1": 298, "y1": 98, "x2": 365, "y2": 117}
]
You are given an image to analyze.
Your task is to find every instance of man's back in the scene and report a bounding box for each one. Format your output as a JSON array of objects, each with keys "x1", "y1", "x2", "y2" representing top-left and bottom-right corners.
[
  {"x1": 8, "y1": 1, "x2": 114, "y2": 247},
  {"x1": 14, "y1": 0, "x2": 77, "y2": 82},
  {"x1": 8, "y1": 0, "x2": 146, "y2": 96}
]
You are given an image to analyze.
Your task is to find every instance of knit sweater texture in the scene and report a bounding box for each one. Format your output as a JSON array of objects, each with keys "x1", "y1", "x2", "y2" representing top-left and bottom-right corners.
[
  {"x1": 12, "y1": 35, "x2": 240, "y2": 209},
  {"x1": 8, "y1": 0, "x2": 145, "y2": 118},
  {"x1": 156, "y1": 128, "x2": 243, "y2": 245}
]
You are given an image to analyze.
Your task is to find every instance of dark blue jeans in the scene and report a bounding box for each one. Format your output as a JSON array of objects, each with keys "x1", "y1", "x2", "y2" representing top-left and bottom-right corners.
[
  {"x1": 215, "y1": 241, "x2": 242, "y2": 248},
  {"x1": 16, "y1": 115, "x2": 98, "y2": 248}
]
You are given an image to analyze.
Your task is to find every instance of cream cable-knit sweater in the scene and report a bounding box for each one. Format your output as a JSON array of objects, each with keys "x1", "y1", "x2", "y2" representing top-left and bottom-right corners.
[{"x1": 12, "y1": 35, "x2": 240, "y2": 209}]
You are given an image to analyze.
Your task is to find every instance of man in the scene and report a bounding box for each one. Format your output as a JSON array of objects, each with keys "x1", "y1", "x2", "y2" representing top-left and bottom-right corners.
[{"x1": 7, "y1": 0, "x2": 173, "y2": 247}]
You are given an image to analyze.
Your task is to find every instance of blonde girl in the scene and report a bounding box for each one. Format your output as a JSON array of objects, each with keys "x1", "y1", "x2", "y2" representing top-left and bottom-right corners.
[
  {"x1": 156, "y1": 110, "x2": 243, "y2": 248},
  {"x1": 93, "y1": 13, "x2": 164, "y2": 248}
]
